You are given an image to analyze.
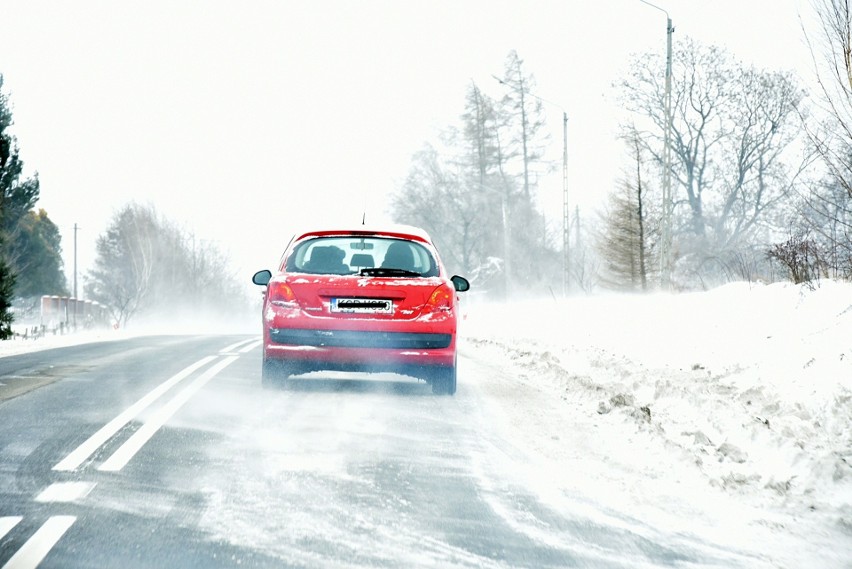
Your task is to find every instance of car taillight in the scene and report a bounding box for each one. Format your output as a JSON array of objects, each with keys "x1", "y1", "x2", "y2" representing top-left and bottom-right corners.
[
  {"x1": 268, "y1": 281, "x2": 298, "y2": 308},
  {"x1": 427, "y1": 284, "x2": 454, "y2": 312}
]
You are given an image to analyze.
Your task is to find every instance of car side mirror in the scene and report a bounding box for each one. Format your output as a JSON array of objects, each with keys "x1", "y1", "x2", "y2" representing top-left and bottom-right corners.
[
  {"x1": 252, "y1": 270, "x2": 272, "y2": 286},
  {"x1": 450, "y1": 275, "x2": 470, "y2": 292}
]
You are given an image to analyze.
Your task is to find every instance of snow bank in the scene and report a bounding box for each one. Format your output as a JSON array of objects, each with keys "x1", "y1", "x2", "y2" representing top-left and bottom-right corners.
[
  {"x1": 461, "y1": 279, "x2": 852, "y2": 564},
  {"x1": 0, "y1": 327, "x2": 127, "y2": 357}
]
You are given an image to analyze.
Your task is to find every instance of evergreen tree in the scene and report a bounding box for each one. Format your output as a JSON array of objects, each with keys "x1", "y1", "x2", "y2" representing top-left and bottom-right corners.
[
  {"x1": 10, "y1": 209, "x2": 67, "y2": 297},
  {"x1": 0, "y1": 75, "x2": 29, "y2": 338},
  {"x1": 599, "y1": 135, "x2": 657, "y2": 291},
  {"x1": 599, "y1": 182, "x2": 654, "y2": 291},
  {"x1": 0, "y1": 76, "x2": 65, "y2": 308},
  {"x1": 0, "y1": 254, "x2": 13, "y2": 337}
]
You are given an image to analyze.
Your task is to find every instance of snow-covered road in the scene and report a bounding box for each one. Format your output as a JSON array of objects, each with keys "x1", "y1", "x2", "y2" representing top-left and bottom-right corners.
[{"x1": 1, "y1": 279, "x2": 849, "y2": 567}]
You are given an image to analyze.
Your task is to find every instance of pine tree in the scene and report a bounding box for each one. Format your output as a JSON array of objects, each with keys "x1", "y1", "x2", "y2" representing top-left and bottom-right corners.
[
  {"x1": 10, "y1": 209, "x2": 67, "y2": 297},
  {"x1": 0, "y1": 252, "x2": 14, "y2": 338},
  {"x1": 598, "y1": 136, "x2": 655, "y2": 291},
  {"x1": 0, "y1": 76, "x2": 20, "y2": 338},
  {"x1": 0, "y1": 76, "x2": 63, "y2": 330}
]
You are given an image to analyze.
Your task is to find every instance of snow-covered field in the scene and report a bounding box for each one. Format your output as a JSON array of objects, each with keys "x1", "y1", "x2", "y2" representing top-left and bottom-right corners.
[{"x1": 461, "y1": 279, "x2": 852, "y2": 567}]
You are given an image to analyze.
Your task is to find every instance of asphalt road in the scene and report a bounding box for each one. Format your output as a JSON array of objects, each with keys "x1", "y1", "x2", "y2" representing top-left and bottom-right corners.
[{"x1": 0, "y1": 335, "x2": 757, "y2": 568}]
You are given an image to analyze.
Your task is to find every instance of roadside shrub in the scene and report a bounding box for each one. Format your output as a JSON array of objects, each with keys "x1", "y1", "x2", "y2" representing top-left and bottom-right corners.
[{"x1": 767, "y1": 232, "x2": 827, "y2": 285}]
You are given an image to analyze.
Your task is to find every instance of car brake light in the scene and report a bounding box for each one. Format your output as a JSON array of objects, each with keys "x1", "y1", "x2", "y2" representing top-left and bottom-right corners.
[
  {"x1": 268, "y1": 281, "x2": 298, "y2": 307},
  {"x1": 427, "y1": 285, "x2": 454, "y2": 312}
]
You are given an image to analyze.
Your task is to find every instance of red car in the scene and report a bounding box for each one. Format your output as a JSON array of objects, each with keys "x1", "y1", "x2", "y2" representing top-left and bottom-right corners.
[{"x1": 252, "y1": 225, "x2": 470, "y2": 394}]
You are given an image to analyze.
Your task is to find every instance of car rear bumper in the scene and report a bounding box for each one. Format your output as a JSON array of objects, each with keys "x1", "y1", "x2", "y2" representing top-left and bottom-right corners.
[
  {"x1": 262, "y1": 305, "x2": 458, "y2": 375},
  {"x1": 269, "y1": 328, "x2": 452, "y2": 349},
  {"x1": 263, "y1": 340, "x2": 456, "y2": 373}
]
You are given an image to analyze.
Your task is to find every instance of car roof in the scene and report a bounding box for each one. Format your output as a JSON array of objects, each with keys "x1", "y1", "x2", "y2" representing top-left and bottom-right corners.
[{"x1": 292, "y1": 224, "x2": 434, "y2": 245}]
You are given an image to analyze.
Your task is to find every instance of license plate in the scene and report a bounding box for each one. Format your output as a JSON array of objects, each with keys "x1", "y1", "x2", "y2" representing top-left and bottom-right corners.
[{"x1": 330, "y1": 298, "x2": 393, "y2": 314}]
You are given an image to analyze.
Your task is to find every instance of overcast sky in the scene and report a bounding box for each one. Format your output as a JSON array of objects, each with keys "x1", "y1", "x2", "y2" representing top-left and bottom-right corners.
[{"x1": 0, "y1": 0, "x2": 814, "y2": 293}]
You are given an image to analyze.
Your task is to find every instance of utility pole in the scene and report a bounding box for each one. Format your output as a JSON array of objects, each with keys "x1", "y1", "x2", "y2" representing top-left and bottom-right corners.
[
  {"x1": 562, "y1": 112, "x2": 570, "y2": 295},
  {"x1": 661, "y1": 12, "x2": 674, "y2": 289},
  {"x1": 501, "y1": 188, "x2": 511, "y2": 298},
  {"x1": 73, "y1": 223, "x2": 78, "y2": 328},
  {"x1": 73, "y1": 223, "x2": 78, "y2": 299},
  {"x1": 640, "y1": 0, "x2": 675, "y2": 289}
]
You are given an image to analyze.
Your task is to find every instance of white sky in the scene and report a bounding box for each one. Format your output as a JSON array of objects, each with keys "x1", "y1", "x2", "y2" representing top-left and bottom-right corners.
[{"x1": 0, "y1": 0, "x2": 815, "y2": 294}]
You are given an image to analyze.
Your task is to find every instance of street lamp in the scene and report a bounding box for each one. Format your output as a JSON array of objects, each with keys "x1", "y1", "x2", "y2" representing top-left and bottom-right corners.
[{"x1": 639, "y1": 0, "x2": 674, "y2": 289}]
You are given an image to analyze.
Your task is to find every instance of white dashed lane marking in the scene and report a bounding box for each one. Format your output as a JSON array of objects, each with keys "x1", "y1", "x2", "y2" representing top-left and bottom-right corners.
[
  {"x1": 3, "y1": 338, "x2": 260, "y2": 568},
  {"x1": 0, "y1": 517, "x2": 22, "y2": 540},
  {"x1": 2, "y1": 516, "x2": 76, "y2": 569},
  {"x1": 35, "y1": 482, "x2": 97, "y2": 503}
]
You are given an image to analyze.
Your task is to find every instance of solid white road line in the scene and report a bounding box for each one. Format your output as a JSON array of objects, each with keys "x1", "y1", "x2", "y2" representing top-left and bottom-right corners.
[
  {"x1": 53, "y1": 356, "x2": 218, "y2": 472},
  {"x1": 2, "y1": 516, "x2": 76, "y2": 569},
  {"x1": 34, "y1": 482, "x2": 97, "y2": 503},
  {"x1": 98, "y1": 356, "x2": 239, "y2": 472},
  {"x1": 0, "y1": 517, "x2": 22, "y2": 540}
]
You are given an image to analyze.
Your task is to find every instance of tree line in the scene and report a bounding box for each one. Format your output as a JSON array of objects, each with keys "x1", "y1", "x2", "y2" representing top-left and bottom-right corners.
[
  {"x1": 602, "y1": 1, "x2": 851, "y2": 290},
  {"x1": 4, "y1": 1, "x2": 850, "y2": 334},
  {"x1": 392, "y1": 50, "x2": 560, "y2": 297},
  {"x1": 392, "y1": 1, "x2": 852, "y2": 295},
  {"x1": 605, "y1": 37, "x2": 808, "y2": 290},
  {"x1": 84, "y1": 202, "x2": 251, "y2": 328},
  {"x1": 0, "y1": 75, "x2": 250, "y2": 334}
]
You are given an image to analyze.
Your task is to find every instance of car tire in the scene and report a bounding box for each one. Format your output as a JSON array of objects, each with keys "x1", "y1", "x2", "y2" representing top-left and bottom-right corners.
[
  {"x1": 261, "y1": 359, "x2": 289, "y2": 389},
  {"x1": 430, "y1": 364, "x2": 457, "y2": 396}
]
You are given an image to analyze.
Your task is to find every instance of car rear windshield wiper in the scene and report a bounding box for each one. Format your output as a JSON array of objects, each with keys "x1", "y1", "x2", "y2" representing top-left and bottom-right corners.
[{"x1": 359, "y1": 267, "x2": 422, "y2": 277}]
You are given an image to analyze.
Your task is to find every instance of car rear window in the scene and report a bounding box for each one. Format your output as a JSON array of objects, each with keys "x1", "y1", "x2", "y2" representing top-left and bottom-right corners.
[{"x1": 286, "y1": 236, "x2": 439, "y2": 277}]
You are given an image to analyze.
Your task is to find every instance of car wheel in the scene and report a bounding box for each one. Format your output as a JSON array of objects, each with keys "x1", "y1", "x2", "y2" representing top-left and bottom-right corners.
[
  {"x1": 261, "y1": 359, "x2": 290, "y2": 389},
  {"x1": 430, "y1": 365, "x2": 457, "y2": 396}
]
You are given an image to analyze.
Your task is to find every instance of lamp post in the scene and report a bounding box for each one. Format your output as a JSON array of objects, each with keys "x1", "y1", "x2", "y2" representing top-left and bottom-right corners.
[{"x1": 639, "y1": 0, "x2": 674, "y2": 289}]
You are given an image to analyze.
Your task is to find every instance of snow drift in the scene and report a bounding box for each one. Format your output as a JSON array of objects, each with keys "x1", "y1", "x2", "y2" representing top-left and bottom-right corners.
[{"x1": 461, "y1": 280, "x2": 852, "y2": 566}]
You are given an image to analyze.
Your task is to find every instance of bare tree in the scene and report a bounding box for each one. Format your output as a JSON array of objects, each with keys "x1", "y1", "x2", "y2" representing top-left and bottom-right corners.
[
  {"x1": 85, "y1": 203, "x2": 250, "y2": 327},
  {"x1": 620, "y1": 37, "x2": 806, "y2": 283},
  {"x1": 453, "y1": 83, "x2": 505, "y2": 271},
  {"x1": 458, "y1": 82, "x2": 501, "y2": 188},
  {"x1": 797, "y1": 176, "x2": 852, "y2": 277},
  {"x1": 804, "y1": 0, "x2": 852, "y2": 198},
  {"x1": 621, "y1": 40, "x2": 727, "y2": 239},
  {"x1": 496, "y1": 50, "x2": 549, "y2": 202},
  {"x1": 85, "y1": 204, "x2": 156, "y2": 327},
  {"x1": 392, "y1": 145, "x2": 483, "y2": 275},
  {"x1": 794, "y1": 0, "x2": 852, "y2": 277},
  {"x1": 392, "y1": 57, "x2": 559, "y2": 296},
  {"x1": 716, "y1": 67, "x2": 807, "y2": 248},
  {"x1": 395, "y1": 82, "x2": 521, "y2": 295}
]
